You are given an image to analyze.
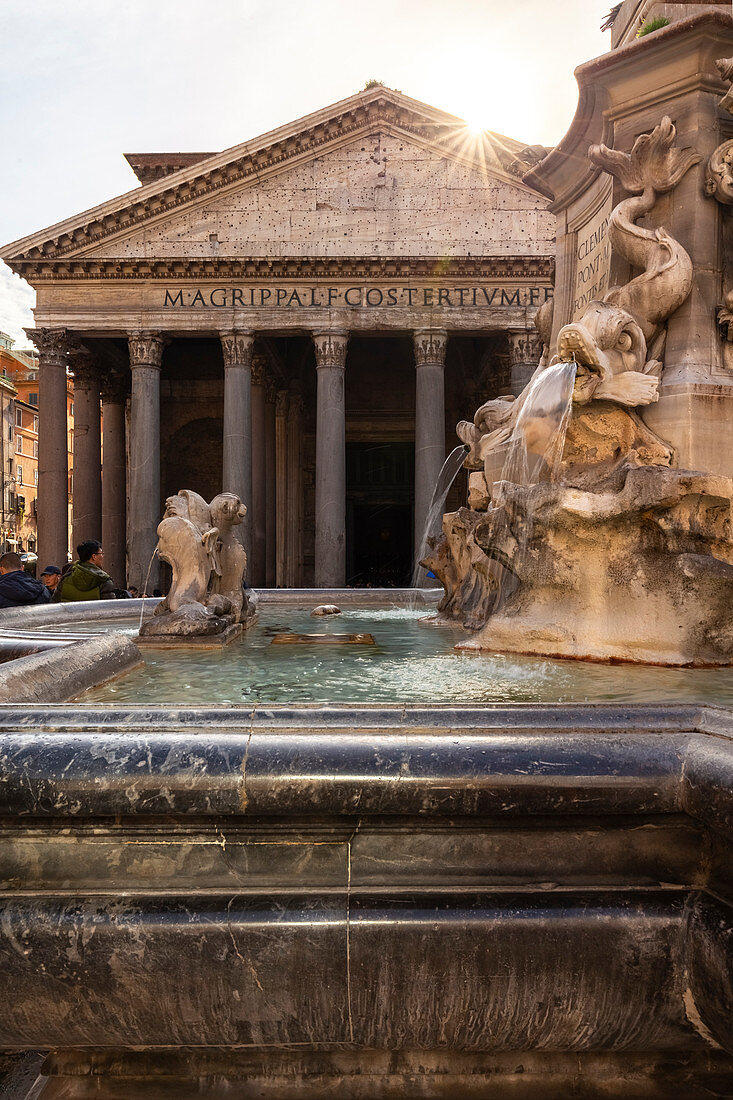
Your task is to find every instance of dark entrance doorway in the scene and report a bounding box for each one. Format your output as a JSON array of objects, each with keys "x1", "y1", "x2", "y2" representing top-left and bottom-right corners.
[{"x1": 346, "y1": 442, "x2": 414, "y2": 587}]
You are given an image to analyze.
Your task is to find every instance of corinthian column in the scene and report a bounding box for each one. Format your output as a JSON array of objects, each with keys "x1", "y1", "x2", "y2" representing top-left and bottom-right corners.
[
  {"x1": 275, "y1": 390, "x2": 288, "y2": 586},
  {"x1": 413, "y1": 329, "x2": 447, "y2": 562},
  {"x1": 250, "y1": 354, "x2": 268, "y2": 586},
  {"x1": 101, "y1": 372, "x2": 128, "y2": 591},
  {"x1": 265, "y1": 377, "x2": 277, "y2": 587},
  {"x1": 30, "y1": 328, "x2": 70, "y2": 569},
  {"x1": 220, "y1": 330, "x2": 254, "y2": 562},
  {"x1": 128, "y1": 332, "x2": 164, "y2": 590},
  {"x1": 507, "y1": 330, "x2": 543, "y2": 397},
  {"x1": 286, "y1": 392, "x2": 304, "y2": 587},
  {"x1": 313, "y1": 331, "x2": 348, "y2": 587},
  {"x1": 70, "y1": 346, "x2": 102, "y2": 551}
]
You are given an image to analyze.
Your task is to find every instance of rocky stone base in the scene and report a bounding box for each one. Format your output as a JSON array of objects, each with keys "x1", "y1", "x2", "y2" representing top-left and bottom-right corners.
[
  {"x1": 136, "y1": 621, "x2": 243, "y2": 648},
  {"x1": 436, "y1": 467, "x2": 733, "y2": 666}
]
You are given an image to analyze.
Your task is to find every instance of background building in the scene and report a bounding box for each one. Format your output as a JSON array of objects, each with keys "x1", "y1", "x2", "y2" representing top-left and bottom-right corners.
[
  {"x1": 0, "y1": 330, "x2": 74, "y2": 562},
  {"x1": 1, "y1": 87, "x2": 554, "y2": 589}
]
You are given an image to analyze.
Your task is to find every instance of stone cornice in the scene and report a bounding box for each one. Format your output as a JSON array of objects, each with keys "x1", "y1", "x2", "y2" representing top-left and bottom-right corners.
[
  {"x1": 10, "y1": 255, "x2": 554, "y2": 283},
  {"x1": 1, "y1": 88, "x2": 538, "y2": 266}
]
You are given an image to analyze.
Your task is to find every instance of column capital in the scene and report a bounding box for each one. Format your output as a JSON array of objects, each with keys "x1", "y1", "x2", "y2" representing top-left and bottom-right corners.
[
  {"x1": 265, "y1": 376, "x2": 278, "y2": 404},
  {"x1": 413, "y1": 329, "x2": 448, "y2": 366},
  {"x1": 313, "y1": 331, "x2": 348, "y2": 369},
  {"x1": 251, "y1": 354, "x2": 269, "y2": 386},
  {"x1": 275, "y1": 389, "x2": 290, "y2": 417},
  {"x1": 100, "y1": 371, "x2": 129, "y2": 405},
  {"x1": 506, "y1": 330, "x2": 543, "y2": 366},
  {"x1": 69, "y1": 345, "x2": 100, "y2": 390},
  {"x1": 220, "y1": 330, "x2": 254, "y2": 368},
  {"x1": 287, "y1": 391, "x2": 304, "y2": 421},
  {"x1": 26, "y1": 328, "x2": 70, "y2": 363},
  {"x1": 129, "y1": 331, "x2": 165, "y2": 369}
]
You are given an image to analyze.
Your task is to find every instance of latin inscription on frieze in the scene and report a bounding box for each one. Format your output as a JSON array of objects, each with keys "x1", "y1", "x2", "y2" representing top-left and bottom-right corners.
[
  {"x1": 161, "y1": 285, "x2": 553, "y2": 310},
  {"x1": 572, "y1": 184, "x2": 613, "y2": 320}
]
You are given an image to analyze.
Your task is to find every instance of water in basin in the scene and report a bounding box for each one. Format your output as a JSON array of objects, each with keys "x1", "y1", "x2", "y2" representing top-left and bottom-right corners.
[{"x1": 77, "y1": 605, "x2": 733, "y2": 706}]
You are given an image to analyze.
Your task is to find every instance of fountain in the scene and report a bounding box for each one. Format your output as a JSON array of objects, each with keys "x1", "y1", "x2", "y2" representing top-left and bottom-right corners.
[
  {"x1": 424, "y1": 117, "x2": 733, "y2": 667},
  {"x1": 2, "y1": 18, "x2": 733, "y2": 1100}
]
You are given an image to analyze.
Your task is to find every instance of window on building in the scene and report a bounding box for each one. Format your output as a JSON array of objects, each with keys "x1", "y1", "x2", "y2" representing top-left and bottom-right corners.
[
  {"x1": 32, "y1": 416, "x2": 38, "y2": 433},
  {"x1": 33, "y1": 440, "x2": 38, "y2": 458},
  {"x1": 34, "y1": 469, "x2": 38, "y2": 486},
  {"x1": 8, "y1": 424, "x2": 12, "y2": 442},
  {"x1": 69, "y1": 403, "x2": 74, "y2": 417},
  {"x1": 28, "y1": 393, "x2": 38, "y2": 406},
  {"x1": 15, "y1": 436, "x2": 22, "y2": 455},
  {"x1": 16, "y1": 466, "x2": 22, "y2": 486},
  {"x1": 15, "y1": 409, "x2": 22, "y2": 428}
]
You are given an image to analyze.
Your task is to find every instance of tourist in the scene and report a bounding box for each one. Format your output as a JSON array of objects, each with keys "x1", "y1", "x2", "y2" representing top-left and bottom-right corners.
[
  {"x1": 54, "y1": 540, "x2": 116, "y2": 602},
  {"x1": 40, "y1": 565, "x2": 62, "y2": 594},
  {"x1": 127, "y1": 585, "x2": 139, "y2": 598},
  {"x1": 0, "y1": 552, "x2": 51, "y2": 607}
]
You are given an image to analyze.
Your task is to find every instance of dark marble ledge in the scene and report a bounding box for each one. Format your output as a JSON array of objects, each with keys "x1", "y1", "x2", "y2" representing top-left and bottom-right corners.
[
  {"x1": 0, "y1": 701, "x2": 710, "y2": 733},
  {"x1": 0, "y1": 729, "x2": 689, "y2": 821},
  {"x1": 0, "y1": 884, "x2": 701, "y2": 901},
  {"x1": 0, "y1": 810, "x2": 699, "y2": 833}
]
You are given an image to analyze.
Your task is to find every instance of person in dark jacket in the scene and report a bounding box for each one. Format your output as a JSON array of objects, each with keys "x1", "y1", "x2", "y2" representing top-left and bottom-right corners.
[
  {"x1": 55, "y1": 540, "x2": 116, "y2": 602},
  {"x1": 40, "y1": 564, "x2": 62, "y2": 594},
  {"x1": 0, "y1": 552, "x2": 51, "y2": 608}
]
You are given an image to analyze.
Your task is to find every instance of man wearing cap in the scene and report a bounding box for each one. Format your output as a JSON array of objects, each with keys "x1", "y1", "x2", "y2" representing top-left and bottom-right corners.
[{"x1": 40, "y1": 565, "x2": 62, "y2": 595}]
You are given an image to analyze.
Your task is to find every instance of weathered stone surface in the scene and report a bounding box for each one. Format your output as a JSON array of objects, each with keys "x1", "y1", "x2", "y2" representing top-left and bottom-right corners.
[
  {"x1": 420, "y1": 508, "x2": 504, "y2": 629},
  {"x1": 463, "y1": 467, "x2": 733, "y2": 665},
  {"x1": 81, "y1": 132, "x2": 553, "y2": 263}
]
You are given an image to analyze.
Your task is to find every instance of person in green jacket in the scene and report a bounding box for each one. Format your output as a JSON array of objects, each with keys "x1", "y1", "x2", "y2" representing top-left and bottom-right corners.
[{"x1": 55, "y1": 540, "x2": 116, "y2": 602}]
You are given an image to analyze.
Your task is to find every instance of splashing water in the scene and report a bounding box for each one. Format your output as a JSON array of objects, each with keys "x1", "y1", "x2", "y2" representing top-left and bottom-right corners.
[
  {"x1": 503, "y1": 360, "x2": 578, "y2": 487},
  {"x1": 138, "y1": 546, "x2": 160, "y2": 632},
  {"x1": 482, "y1": 359, "x2": 578, "y2": 602},
  {"x1": 411, "y1": 444, "x2": 468, "y2": 590}
]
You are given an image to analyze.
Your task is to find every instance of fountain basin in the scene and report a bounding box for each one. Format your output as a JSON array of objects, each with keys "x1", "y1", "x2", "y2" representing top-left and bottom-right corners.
[
  {"x1": 0, "y1": 702, "x2": 732, "y2": 1097},
  {"x1": 0, "y1": 595, "x2": 731, "y2": 1097}
]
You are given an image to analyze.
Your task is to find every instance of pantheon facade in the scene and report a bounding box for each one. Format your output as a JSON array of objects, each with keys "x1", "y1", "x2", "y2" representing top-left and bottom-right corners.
[{"x1": 1, "y1": 87, "x2": 554, "y2": 589}]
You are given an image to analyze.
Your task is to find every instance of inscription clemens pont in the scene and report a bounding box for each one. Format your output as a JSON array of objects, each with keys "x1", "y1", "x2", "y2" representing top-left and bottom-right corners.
[
  {"x1": 162, "y1": 285, "x2": 553, "y2": 310},
  {"x1": 572, "y1": 186, "x2": 613, "y2": 321}
]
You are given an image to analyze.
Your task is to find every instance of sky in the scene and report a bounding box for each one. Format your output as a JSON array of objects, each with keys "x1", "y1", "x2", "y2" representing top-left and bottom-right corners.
[{"x1": 0, "y1": 0, "x2": 612, "y2": 348}]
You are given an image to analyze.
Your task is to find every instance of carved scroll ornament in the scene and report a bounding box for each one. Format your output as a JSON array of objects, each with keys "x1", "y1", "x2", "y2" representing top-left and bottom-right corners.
[{"x1": 705, "y1": 139, "x2": 733, "y2": 206}]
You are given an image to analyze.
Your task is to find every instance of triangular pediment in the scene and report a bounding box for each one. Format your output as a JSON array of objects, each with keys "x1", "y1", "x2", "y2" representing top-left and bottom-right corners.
[{"x1": 1, "y1": 87, "x2": 550, "y2": 270}]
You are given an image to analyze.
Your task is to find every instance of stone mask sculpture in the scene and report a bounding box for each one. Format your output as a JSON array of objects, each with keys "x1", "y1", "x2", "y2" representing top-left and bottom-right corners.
[
  {"x1": 426, "y1": 118, "x2": 733, "y2": 666},
  {"x1": 139, "y1": 490, "x2": 256, "y2": 642}
]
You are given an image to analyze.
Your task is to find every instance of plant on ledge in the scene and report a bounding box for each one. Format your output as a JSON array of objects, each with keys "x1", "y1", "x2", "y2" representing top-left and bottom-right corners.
[{"x1": 636, "y1": 15, "x2": 670, "y2": 37}]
